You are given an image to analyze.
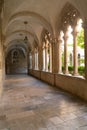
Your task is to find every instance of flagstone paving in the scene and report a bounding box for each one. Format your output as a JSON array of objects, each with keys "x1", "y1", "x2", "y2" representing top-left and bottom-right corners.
[{"x1": 0, "y1": 75, "x2": 87, "y2": 130}]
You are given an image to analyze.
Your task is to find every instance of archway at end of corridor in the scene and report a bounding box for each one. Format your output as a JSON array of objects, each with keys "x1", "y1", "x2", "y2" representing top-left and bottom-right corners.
[{"x1": 5, "y1": 45, "x2": 28, "y2": 75}]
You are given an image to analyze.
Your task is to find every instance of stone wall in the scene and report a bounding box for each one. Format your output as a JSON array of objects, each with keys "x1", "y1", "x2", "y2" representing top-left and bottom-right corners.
[
  {"x1": 41, "y1": 72, "x2": 54, "y2": 86},
  {"x1": 29, "y1": 69, "x2": 41, "y2": 79},
  {"x1": 55, "y1": 74, "x2": 87, "y2": 100},
  {"x1": 6, "y1": 49, "x2": 28, "y2": 74},
  {"x1": 29, "y1": 69, "x2": 54, "y2": 85},
  {"x1": 29, "y1": 70, "x2": 87, "y2": 101}
]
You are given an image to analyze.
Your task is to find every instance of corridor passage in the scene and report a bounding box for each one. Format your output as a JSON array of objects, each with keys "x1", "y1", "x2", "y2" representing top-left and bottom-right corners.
[{"x1": 0, "y1": 75, "x2": 87, "y2": 130}]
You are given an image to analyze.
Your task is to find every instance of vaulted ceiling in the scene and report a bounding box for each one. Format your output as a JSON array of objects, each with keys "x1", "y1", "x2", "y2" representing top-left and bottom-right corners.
[{"x1": 1, "y1": 0, "x2": 87, "y2": 53}]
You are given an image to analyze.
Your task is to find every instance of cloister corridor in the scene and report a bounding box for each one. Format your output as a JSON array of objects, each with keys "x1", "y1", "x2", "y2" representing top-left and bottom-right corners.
[{"x1": 0, "y1": 75, "x2": 87, "y2": 130}]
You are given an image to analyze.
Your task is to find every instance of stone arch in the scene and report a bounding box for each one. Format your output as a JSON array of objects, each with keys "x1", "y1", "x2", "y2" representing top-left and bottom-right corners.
[
  {"x1": 56, "y1": 2, "x2": 85, "y2": 76},
  {"x1": 33, "y1": 40, "x2": 39, "y2": 49},
  {"x1": 5, "y1": 30, "x2": 39, "y2": 47},
  {"x1": 40, "y1": 28, "x2": 52, "y2": 72},
  {"x1": 55, "y1": 2, "x2": 82, "y2": 35},
  {"x1": 5, "y1": 40, "x2": 28, "y2": 58},
  {"x1": 5, "y1": 11, "x2": 53, "y2": 35},
  {"x1": 6, "y1": 30, "x2": 36, "y2": 40},
  {"x1": 40, "y1": 28, "x2": 52, "y2": 48}
]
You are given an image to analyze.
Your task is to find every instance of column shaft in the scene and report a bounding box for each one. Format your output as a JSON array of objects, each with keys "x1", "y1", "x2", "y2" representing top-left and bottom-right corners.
[
  {"x1": 49, "y1": 43, "x2": 52, "y2": 72},
  {"x1": 58, "y1": 40, "x2": 62, "y2": 73},
  {"x1": 83, "y1": 22, "x2": 87, "y2": 79},
  {"x1": 37, "y1": 46, "x2": 43, "y2": 71},
  {"x1": 32, "y1": 51, "x2": 35, "y2": 70},
  {"x1": 45, "y1": 46, "x2": 48, "y2": 71},
  {"x1": 64, "y1": 36, "x2": 69, "y2": 74},
  {"x1": 73, "y1": 32, "x2": 78, "y2": 75},
  {"x1": 52, "y1": 38, "x2": 58, "y2": 73}
]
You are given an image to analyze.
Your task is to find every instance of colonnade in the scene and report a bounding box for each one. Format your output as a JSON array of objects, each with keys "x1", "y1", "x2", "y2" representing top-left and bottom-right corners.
[{"x1": 29, "y1": 19, "x2": 87, "y2": 79}]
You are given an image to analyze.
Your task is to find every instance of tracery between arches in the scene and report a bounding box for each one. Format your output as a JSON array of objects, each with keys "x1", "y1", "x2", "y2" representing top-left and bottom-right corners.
[
  {"x1": 58, "y1": 3, "x2": 85, "y2": 77},
  {"x1": 41, "y1": 29, "x2": 52, "y2": 72}
]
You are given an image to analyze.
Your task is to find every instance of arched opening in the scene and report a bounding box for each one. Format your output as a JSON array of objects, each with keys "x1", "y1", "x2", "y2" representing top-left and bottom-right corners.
[
  {"x1": 5, "y1": 46, "x2": 28, "y2": 75},
  {"x1": 77, "y1": 20, "x2": 85, "y2": 76},
  {"x1": 58, "y1": 3, "x2": 85, "y2": 77}
]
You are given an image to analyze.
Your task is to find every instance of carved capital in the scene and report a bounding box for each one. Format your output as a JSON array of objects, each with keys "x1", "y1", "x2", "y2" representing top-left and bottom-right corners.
[
  {"x1": 52, "y1": 37, "x2": 58, "y2": 44},
  {"x1": 58, "y1": 39, "x2": 62, "y2": 44}
]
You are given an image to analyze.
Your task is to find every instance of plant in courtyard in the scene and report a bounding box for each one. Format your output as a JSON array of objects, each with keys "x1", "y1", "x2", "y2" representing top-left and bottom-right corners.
[{"x1": 77, "y1": 28, "x2": 84, "y2": 49}]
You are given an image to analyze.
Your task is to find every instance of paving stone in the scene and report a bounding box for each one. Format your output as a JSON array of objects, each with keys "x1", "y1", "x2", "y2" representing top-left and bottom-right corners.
[
  {"x1": 1, "y1": 129, "x2": 9, "y2": 130},
  {"x1": 59, "y1": 113, "x2": 77, "y2": 121},
  {"x1": 49, "y1": 116, "x2": 64, "y2": 125},
  {"x1": 77, "y1": 125, "x2": 87, "y2": 130},
  {"x1": 0, "y1": 115, "x2": 6, "y2": 120},
  {"x1": 38, "y1": 128, "x2": 47, "y2": 130},
  {"x1": 0, "y1": 75, "x2": 87, "y2": 130},
  {"x1": 7, "y1": 110, "x2": 35, "y2": 121}
]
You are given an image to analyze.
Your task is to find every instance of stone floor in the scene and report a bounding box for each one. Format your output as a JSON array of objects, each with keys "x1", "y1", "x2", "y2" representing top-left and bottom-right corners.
[{"x1": 0, "y1": 75, "x2": 87, "y2": 130}]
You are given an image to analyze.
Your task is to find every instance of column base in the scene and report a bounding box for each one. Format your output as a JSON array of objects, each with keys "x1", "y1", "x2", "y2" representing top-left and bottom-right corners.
[
  {"x1": 73, "y1": 73, "x2": 79, "y2": 76},
  {"x1": 64, "y1": 70, "x2": 69, "y2": 75},
  {"x1": 58, "y1": 71, "x2": 63, "y2": 74}
]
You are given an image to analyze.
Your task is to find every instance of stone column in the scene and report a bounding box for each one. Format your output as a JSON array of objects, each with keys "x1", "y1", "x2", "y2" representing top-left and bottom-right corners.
[
  {"x1": 34, "y1": 50, "x2": 37, "y2": 70},
  {"x1": 29, "y1": 52, "x2": 32, "y2": 69},
  {"x1": 73, "y1": 30, "x2": 78, "y2": 76},
  {"x1": 34, "y1": 52, "x2": 36, "y2": 70},
  {"x1": 32, "y1": 50, "x2": 35, "y2": 70},
  {"x1": 1, "y1": 44, "x2": 6, "y2": 78},
  {"x1": 83, "y1": 21, "x2": 87, "y2": 79},
  {"x1": 52, "y1": 38, "x2": 58, "y2": 73},
  {"x1": 45, "y1": 45, "x2": 48, "y2": 71},
  {"x1": 0, "y1": 22, "x2": 3, "y2": 95},
  {"x1": 49, "y1": 43, "x2": 52, "y2": 72},
  {"x1": 42, "y1": 47, "x2": 45, "y2": 71},
  {"x1": 46, "y1": 40, "x2": 49, "y2": 71},
  {"x1": 38, "y1": 46, "x2": 43, "y2": 71},
  {"x1": 36, "y1": 51, "x2": 38, "y2": 70},
  {"x1": 0, "y1": 1, "x2": 4, "y2": 96},
  {"x1": 64, "y1": 34, "x2": 69, "y2": 74},
  {"x1": 34, "y1": 49, "x2": 38, "y2": 70},
  {"x1": 58, "y1": 39, "x2": 62, "y2": 73},
  {"x1": 27, "y1": 50, "x2": 29, "y2": 74}
]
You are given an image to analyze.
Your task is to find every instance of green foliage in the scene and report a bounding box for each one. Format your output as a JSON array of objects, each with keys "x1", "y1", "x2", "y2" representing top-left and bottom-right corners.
[
  {"x1": 78, "y1": 66, "x2": 85, "y2": 71},
  {"x1": 68, "y1": 66, "x2": 73, "y2": 71},
  {"x1": 78, "y1": 66, "x2": 85, "y2": 76},
  {"x1": 62, "y1": 66, "x2": 85, "y2": 76},
  {"x1": 80, "y1": 58, "x2": 84, "y2": 64},
  {"x1": 62, "y1": 66, "x2": 64, "y2": 71},
  {"x1": 68, "y1": 66, "x2": 73, "y2": 74},
  {"x1": 77, "y1": 28, "x2": 84, "y2": 48}
]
